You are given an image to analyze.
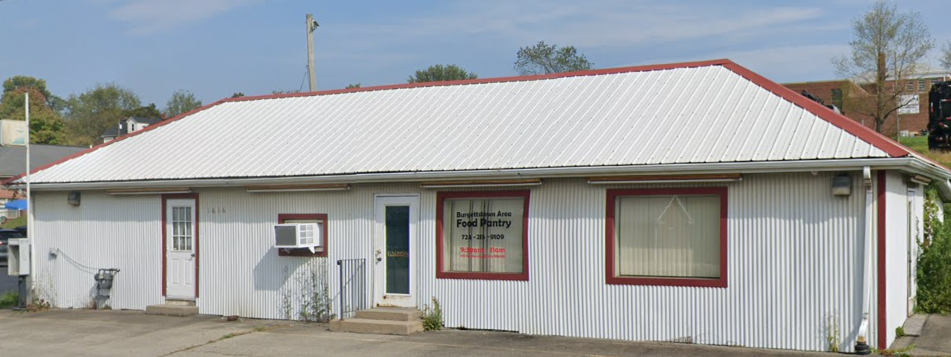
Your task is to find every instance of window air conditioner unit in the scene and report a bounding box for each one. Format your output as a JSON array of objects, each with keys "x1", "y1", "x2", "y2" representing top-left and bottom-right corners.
[{"x1": 274, "y1": 223, "x2": 322, "y2": 253}]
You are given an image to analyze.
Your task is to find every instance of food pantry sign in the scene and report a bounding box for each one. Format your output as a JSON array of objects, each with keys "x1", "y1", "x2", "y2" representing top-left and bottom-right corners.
[{"x1": 437, "y1": 191, "x2": 530, "y2": 280}]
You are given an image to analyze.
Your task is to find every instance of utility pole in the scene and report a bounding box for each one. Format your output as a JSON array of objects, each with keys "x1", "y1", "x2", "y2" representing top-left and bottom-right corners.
[{"x1": 306, "y1": 14, "x2": 319, "y2": 92}]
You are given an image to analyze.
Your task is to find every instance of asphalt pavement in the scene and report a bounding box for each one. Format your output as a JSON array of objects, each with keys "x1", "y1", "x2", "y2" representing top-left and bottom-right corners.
[
  {"x1": 0, "y1": 309, "x2": 836, "y2": 357},
  {"x1": 2, "y1": 308, "x2": 949, "y2": 357}
]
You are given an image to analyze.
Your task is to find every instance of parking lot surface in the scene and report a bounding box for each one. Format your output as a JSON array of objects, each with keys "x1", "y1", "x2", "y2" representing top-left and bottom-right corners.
[{"x1": 0, "y1": 309, "x2": 848, "y2": 357}]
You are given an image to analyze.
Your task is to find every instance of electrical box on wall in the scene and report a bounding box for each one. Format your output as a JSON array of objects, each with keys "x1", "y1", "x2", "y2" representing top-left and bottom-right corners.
[
  {"x1": 274, "y1": 223, "x2": 322, "y2": 253},
  {"x1": 7, "y1": 238, "x2": 30, "y2": 276}
]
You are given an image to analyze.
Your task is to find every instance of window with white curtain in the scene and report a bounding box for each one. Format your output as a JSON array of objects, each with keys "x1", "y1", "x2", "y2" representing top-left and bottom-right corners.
[
  {"x1": 607, "y1": 187, "x2": 727, "y2": 287},
  {"x1": 437, "y1": 190, "x2": 530, "y2": 281}
]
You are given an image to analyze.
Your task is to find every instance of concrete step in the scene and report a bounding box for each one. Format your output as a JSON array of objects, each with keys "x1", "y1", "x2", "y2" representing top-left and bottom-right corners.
[
  {"x1": 355, "y1": 308, "x2": 420, "y2": 321},
  {"x1": 145, "y1": 304, "x2": 199, "y2": 317},
  {"x1": 903, "y1": 314, "x2": 926, "y2": 336},
  {"x1": 164, "y1": 299, "x2": 196, "y2": 306},
  {"x1": 330, "y1": 318, "x2": 424, "y2": 335}
]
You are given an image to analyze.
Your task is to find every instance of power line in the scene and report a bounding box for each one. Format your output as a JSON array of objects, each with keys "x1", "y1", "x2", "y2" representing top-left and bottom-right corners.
[{"x1": 298, "y1": 66, "x2": 307, "y2": 93}]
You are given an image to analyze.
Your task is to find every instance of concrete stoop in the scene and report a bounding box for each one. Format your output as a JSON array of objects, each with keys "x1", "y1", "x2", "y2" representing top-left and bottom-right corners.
[
  {"x1": 330, "y1": 308, "x2": 424, "y2": 335},
  {"x1": 145, "y1": 300, "x2": 198, "y2": 317},
  {"x1": 903, "y1": 314, "x2": 926, "y2": 336}
]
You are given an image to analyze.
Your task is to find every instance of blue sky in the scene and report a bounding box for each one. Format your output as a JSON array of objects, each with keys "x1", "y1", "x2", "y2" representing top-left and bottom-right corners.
[{"x1": 2, "y1": 0, "x2": 950, "y2": 108}]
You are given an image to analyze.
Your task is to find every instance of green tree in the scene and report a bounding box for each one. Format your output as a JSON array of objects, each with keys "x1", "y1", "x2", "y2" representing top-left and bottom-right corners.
[
  {"x1": 514, "y1": 41, "x2": 593, "y2": 75},
  {"x1": 940, "y1": 42, "x2": 951, "y2": 71},
  {"x1": 165, "y1": 89, "x2": 202, "y2": 118},
  {"x1": 124, "y1": 103, "x2": 163, "y2": 119},
  {"x1": 231, "y1": 92, "x2": 246, "y2": 98},
  {"x1": 345, "y1": 83, "x2": 361, "y2": 89},
  {"x1": 832, "y1": 0, "x2": 933, "y2": 134},
  {"x1": 2, "y1": 75, "x2": 66, "y2": 111},
  {"x1": 0, "y1": 86, "x2": 67, "y2": 145},
  {"x1": 64, "y1": 83, "x2": 141, "y2": 146},
  {"x1": 407, "y1": 64, "x2": 477, "y2": 83}
]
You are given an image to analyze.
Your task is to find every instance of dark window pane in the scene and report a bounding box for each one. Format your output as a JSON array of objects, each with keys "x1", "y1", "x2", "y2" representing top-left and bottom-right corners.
[
  {"x1": 831, "y1": 88, "x2": 843, "y2": 109},
  {"x1": 385, "y1": 206, "x2": 410, "y2": 294}
]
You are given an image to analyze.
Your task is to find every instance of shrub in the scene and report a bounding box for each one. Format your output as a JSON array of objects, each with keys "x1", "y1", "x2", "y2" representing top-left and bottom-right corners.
[
  {"x1": 0, "y1": 291, "x2": 17, "y2": 308},
  {"x1": 917, "y1": 186, "x2": 951, "y2": 313},
  {"x1": 298, "y1": 266, "x2": 333, "y2": 322},
  {"x1": 421, "y1": 297, "x2": 444, "y2": 331}
]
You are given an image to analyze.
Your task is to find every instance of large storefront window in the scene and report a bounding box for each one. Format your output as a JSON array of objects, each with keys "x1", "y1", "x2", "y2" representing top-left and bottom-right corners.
[
  {"x1": 606, "y1": 187, "x2": 728, "y2": 288},
  {"x1": 436, "y1": 191, "x2": 530, "y2": 280}
]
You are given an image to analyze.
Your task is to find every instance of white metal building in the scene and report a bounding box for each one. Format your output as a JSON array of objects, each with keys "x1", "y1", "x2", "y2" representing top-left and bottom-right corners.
[{"x1": 9, "y1": 59, "x2": 951, "y2": 352}]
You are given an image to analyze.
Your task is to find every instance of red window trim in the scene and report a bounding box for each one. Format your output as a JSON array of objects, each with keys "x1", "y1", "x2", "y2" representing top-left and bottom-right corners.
[
  {"x1": 605, "y1": 187, "x2": 728, "y2": 288},
  {"x1": 435, "y1": 190, "x2": 530, "y2": 281},
  {"x1": 277, "y1": 213, "x2": 329, "y2": 257},
  {"x1": 161, "y1": 193, "x2": 200, "y2": 298}
]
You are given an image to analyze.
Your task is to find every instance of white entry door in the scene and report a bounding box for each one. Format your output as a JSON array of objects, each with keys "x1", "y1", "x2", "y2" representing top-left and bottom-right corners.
[
  {"x1": 166, "y1": 198, "x2": 197, "y2": 300},
  {"x1": 373, "y1": 195, "x2": 418, "y2": 308}
]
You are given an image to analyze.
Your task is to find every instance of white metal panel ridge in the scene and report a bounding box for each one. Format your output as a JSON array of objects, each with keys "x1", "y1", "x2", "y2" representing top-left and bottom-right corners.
[{"x1": 16, "y1": 59, "x2": 934, "y2": 186}]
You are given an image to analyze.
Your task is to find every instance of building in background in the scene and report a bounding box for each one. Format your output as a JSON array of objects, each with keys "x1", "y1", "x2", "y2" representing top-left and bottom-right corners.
[
  {"x1": 784, "y1": 68, "x2": 950, "y2": 137},
  {"x1": 102, "y1": 117, "x2": 163, "y2": 143},
  {"x1": 0, "y1": 144, "x2": 86, "y2": 221}
]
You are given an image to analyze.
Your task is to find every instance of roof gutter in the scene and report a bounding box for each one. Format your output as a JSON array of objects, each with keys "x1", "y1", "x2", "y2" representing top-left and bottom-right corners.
[{"x1": 14, "y1": 157, "x2": 951, "y2": 193}]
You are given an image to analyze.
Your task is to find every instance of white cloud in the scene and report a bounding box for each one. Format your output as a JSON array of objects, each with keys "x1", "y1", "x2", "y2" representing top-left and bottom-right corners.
[
  {"x1": 315, "y1": 1, "x2": 838, "y2": 78},
  {"x1": 378, "y1": 1, "x2": 827, "y2": 49},
  {"x1": 104, "y1": 0, "x2": 262, "y2": 35},
  {"x1": 719, "y1": 44, "x2": 851, "y2": 82}
]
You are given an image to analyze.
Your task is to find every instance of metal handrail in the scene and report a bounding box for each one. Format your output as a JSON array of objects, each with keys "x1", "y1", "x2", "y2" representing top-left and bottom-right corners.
[{"x1": 336, "y1": 259, "x2": 366, "y2": 320}]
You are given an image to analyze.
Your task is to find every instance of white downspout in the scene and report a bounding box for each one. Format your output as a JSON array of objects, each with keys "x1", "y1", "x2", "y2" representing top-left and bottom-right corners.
[{"x1": 856, "y1": 166, "x2": 873, "y2": 354}]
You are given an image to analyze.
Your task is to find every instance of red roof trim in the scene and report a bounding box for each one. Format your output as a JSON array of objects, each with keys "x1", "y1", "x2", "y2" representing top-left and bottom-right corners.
[{"x1": 720, "y1": 61, "x2": 911, "y2": 158}]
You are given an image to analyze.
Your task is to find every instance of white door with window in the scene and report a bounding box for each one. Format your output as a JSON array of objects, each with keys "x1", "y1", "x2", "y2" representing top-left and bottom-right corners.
[
  {"x1": 166, "y1": 199, "x2": 196, "y2": 300},
  {"x1": 373, "y1": 195, "x2": 418, "y2": 308}
]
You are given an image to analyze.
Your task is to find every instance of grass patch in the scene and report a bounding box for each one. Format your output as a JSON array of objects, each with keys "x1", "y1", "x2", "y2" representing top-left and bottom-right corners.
[
  {"x1": 0, "y1": 291, "x2": 18, "y2": 308},
  {"x1": 0, "y1": 215, "x2": 25, "y2": 230},
  {"x1": 899, "y1": 136, "x2": 928, "y2": 152},
  {"x1": 899, "y1": 136, "x2": 951, "y2": 168}
]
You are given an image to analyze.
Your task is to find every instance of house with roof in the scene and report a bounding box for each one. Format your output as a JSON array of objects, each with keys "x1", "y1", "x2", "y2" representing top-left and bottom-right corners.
[
  {"x1": 7, "y1": 59, "x2": 950, "y2": 353},
  {"x1": 0, "y1": 144, "x2": 86, "y2": 220},
  {"x1": 101, "y1": 116, "x2": 163, "y2": 143}
]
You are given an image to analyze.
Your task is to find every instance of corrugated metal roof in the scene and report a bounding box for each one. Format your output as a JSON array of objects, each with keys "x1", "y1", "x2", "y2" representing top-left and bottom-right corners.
[{"x1": 18, "y1": 60, "x2": 931, "y2": 184}]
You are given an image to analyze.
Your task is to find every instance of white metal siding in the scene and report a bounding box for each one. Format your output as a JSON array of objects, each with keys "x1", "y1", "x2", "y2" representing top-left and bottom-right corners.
[
  {"x1": 26, "y1": 66, "x2": 890, "y2": 184},
  {"x1": 427, "y1": 173, "x2": 868, "y2": 351},
  {"x1": 32, "y1": 192, "x2": 163, "y2": 310},
  {"x1": 33, "y1": 173, "x2": 878, "y2": 351},
  {"x1": 884, "y1": 171, "x2": 911, "y2": 346}
]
